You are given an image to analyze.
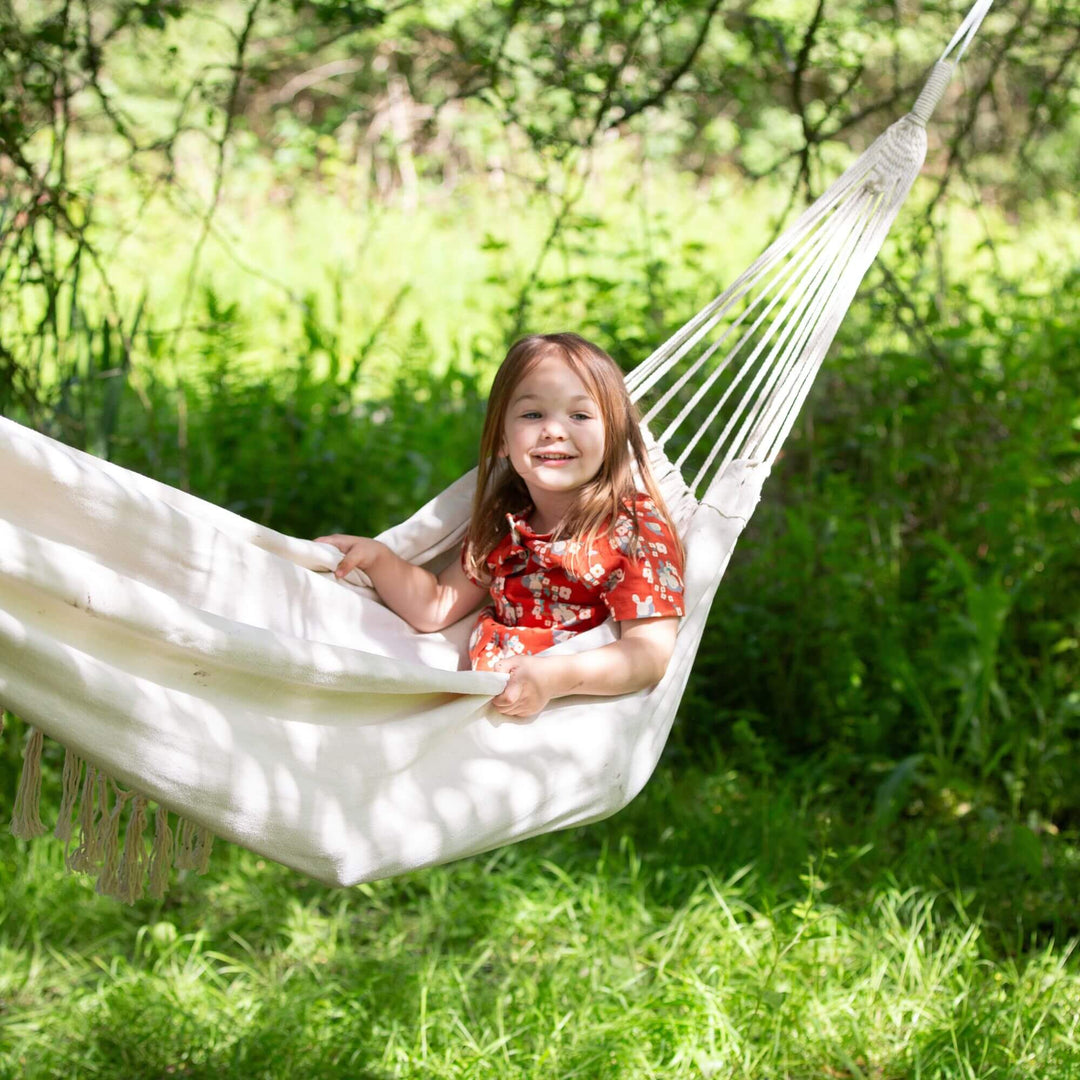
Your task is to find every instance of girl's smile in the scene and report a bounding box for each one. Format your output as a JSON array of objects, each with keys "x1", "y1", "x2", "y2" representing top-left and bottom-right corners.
[{"x1": 531, "y1": 450, "x2": 576, "y2": 464}]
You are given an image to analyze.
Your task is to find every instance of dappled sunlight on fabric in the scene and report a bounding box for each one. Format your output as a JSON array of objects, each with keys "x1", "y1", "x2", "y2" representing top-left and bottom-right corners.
[{"x1": 0, "y1": 413, "x2": 770, "y2": 886}]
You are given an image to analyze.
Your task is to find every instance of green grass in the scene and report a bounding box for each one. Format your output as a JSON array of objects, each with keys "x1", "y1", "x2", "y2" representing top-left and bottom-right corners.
[{"x1": 3, "y1": 755, "x2": 1079, "y2": 1079}]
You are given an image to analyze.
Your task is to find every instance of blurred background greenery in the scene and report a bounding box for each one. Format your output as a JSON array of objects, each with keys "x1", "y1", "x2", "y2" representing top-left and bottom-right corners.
[{"x1": 1, "y1": 0, "x2": 1079, "y2": 1075}]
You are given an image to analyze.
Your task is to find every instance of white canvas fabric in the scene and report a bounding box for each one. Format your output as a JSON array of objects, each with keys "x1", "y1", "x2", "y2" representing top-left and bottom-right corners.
[{"x1": 0, "y1": 415, "x2": 766, "y2": 886}]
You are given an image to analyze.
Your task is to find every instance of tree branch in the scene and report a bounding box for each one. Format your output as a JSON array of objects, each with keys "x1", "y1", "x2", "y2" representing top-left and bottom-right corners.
[
  {"x1": 174, "y1": 0, "x2": 263, "y2": 349},
  {"x1": 607, "y1": 0, "x2": 725, "y2": 131}
]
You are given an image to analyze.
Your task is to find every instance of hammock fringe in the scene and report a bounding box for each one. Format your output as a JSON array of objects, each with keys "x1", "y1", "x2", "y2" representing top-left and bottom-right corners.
[
  {"x1": 55, "y1": 747, "x2": 82, "y2": 843},
  {"x1": 118, "y1": 794, "x2": 149, "y2": 904},
  {"x1": 148, "y1": 804, "x2": 174, "y2": 899},
  {"x1": 174, "y1": 817, "x2": 215, "y2": 873},
  {"x1": 6, "y1": 726, "x2": 215, "y2": 902},
  {"x1": 10, "y1": 727, "x2": 48, "y2": 840},
  {"x1": 67, "y1": 765, "x2": 104, "y2": 873}
]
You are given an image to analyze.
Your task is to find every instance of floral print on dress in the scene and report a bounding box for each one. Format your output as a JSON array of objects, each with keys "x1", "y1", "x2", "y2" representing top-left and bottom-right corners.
[{"x1": 463, "y1": 493, "x2": 685, "y2": 671}]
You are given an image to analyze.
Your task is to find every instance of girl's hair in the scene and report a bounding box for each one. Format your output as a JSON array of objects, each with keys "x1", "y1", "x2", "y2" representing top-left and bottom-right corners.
[{"x1": 463, "y1": 332, "x2": 684, "y2": 582}]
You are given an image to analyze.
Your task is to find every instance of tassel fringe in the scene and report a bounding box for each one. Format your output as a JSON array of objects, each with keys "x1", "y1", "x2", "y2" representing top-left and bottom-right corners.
[
  {"x1": 68, "y1": 765, "x2": 104, "y2": 873},
  {"x1": 55, "y1": 747, "x2": 83, "y2": 843},
  {"x1": 148, "y1": 804, "x2": 174, "y2": 899},
  {"x1": 174, "y1": 816, "x2": 199, "y2": 870},
  {"x1": 94, "y1": 783, "x2": 125, "y2": 898},
  {"x1": 5, "y1": 727, "x2": 217, "y2": 902},
  {"x1": 119, "y1": 795, "x2": 149, "y2": 904},
  {"x1": 11, "y1": 727, "x2": 48, "y2": 839},
  {"x1": 194, "y1": 826, "x2": 215, "y2": 875}
]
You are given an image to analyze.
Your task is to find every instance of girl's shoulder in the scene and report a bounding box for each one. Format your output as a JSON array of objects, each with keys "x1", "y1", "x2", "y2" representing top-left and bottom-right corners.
[
  {"x1": 632, "y1": 491, "x2": 660, "y2": 511},
  {"x1": 607, "y1": 492, "x2": 680, "y2": 554},
  {"x1": 617, "y1": 492, "x2": 670, "y2": 528},
  {"x1": 601, "y1": 493, "x2": 686, "y2": 613}
]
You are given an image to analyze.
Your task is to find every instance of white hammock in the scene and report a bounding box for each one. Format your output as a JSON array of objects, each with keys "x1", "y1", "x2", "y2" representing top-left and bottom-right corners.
[{"x1": 0, "y1": 5, "x2": 991, "y2": 899}]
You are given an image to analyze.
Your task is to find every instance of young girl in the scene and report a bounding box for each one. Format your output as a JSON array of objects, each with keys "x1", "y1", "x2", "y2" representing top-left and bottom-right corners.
[{"x1": 317, "y1": 332, "x2": 685, "y2": 719}]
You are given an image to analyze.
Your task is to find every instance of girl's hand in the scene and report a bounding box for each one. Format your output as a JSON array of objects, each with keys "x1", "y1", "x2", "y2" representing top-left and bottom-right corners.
[
  {"x1": 314, "y1": 534, "x2": 386, "y2": 578},
  {"x1": 491, "y1": 656, "x2": 557, "y2": 720}
]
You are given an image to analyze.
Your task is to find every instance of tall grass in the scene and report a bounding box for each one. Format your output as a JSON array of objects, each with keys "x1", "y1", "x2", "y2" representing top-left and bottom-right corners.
[{"x1": 3, "y1": 758, "x2": 1080, "y2": 1079}]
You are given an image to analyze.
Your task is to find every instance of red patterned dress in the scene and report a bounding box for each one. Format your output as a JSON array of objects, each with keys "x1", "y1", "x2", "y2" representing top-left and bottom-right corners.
[{"x1": 464, "y1": 493, "x2": 685, "y2": 672}]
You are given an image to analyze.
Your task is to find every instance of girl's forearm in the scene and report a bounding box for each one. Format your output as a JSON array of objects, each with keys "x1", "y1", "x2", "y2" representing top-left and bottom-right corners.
[
  {"x1": 490, "y1": 619, "x2": 678, "y2": 719},
  {"x1": 546, "y1": 634, "x2": 671, "y2": 699},
  {"x1": 363, "y1": 542, "x2": 457, "y2": 633}
]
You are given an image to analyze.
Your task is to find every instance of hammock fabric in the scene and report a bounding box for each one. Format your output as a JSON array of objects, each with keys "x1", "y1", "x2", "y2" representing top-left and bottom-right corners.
[{"x1": 0, "y1": 4, "x2": 991, "y2": 901}]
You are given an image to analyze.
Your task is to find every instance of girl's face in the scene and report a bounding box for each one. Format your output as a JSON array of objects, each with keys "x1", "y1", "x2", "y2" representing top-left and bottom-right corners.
[{"x1": 501, "y1": 354, "x2": 606, "y2": 506}]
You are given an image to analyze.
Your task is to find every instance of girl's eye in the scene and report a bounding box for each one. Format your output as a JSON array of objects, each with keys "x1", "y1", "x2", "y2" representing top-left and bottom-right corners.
[
  {"x1": 571, "y1": 412, "x2": 593, "y2": 421},
  {"x1": 521, "y1": 411, "x2": 541, "y2": 419}
]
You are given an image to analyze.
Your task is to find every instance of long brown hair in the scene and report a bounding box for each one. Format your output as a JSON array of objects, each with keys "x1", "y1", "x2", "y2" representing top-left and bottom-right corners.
[{"x1": 463, "y1": 332, "x2": 684, "y2": 583}]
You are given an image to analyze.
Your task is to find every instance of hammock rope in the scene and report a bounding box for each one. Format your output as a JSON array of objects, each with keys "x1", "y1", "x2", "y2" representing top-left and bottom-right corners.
[
  {"x1": 941, "y1": 0, "x2": 993, "y2": 62},
  {"x1": 628, "y1": 61, "x2": 954, "y2": 502},
  {"x1": 1, "y1": 3, "x2": 991, "y2": 900}
]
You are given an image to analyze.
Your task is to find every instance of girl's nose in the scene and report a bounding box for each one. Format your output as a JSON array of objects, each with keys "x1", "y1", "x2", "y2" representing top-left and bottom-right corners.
[{"x1": 540, "y1": 418, "x2": 566, "y2": 439}]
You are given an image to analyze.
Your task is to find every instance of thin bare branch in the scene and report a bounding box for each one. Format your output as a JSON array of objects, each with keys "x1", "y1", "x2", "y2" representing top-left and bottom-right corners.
[
  {"x1": 173, "y1": 0, "x2": 263, "y2": 350},
  {"x1": 607, "y1": 0, "x2": 725, "y2": 130}
]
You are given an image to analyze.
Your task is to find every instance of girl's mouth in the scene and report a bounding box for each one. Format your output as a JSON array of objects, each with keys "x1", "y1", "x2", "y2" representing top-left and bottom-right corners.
[{"x1": 532, "y1": 452, "x2": 577, "y2": 463}]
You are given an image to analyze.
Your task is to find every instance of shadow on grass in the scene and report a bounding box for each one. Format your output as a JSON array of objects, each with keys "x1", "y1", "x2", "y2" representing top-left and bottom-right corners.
[{"x1": 579, "y1": 748, "x2": 1080, "y2": 952}]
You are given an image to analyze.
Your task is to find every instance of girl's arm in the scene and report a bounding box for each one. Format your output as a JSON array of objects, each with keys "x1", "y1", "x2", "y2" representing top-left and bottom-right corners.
[
  {"x1": 316, "y1": 535, "x2": 488, "y2": 633},
  {"x1": 490, "y1": 617, "x2": 679, "y2": 719}
]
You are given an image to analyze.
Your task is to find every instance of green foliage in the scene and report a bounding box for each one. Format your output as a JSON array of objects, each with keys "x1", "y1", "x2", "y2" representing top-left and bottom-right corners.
[
  {"x1": 119, "y1": 309, "x2": 486, "y2": 538},
  {"x1": 680, "y1": 271, "x2": 1080, "y2": 823}
]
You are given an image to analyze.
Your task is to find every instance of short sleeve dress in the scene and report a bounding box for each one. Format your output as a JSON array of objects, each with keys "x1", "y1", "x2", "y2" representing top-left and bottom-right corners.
[{"x1": 463, "y1": 493, "x2": 685, "y2": 672}]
